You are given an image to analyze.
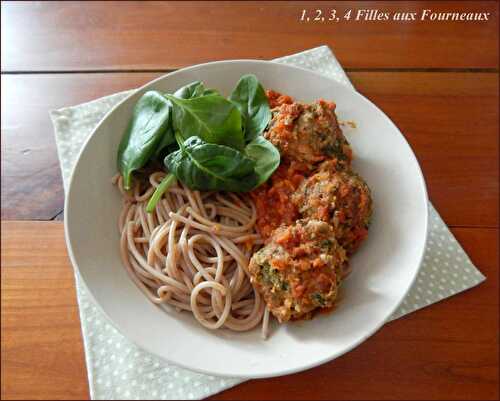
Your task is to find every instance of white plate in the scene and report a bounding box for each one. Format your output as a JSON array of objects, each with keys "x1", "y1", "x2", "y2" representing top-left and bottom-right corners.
[{"x1": 65, "y1": 60, "x2": 428, "y2": 378}]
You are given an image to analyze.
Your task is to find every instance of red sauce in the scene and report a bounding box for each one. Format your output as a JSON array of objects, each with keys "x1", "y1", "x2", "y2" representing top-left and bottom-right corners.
[
  {"x1": 250, "y1": 160, "x2": 308, "y2": 240},
  {"x1": 317, "y1": 98, "x2": 336, "y2": 112},
  {"x1": 266, "y1": 89, "x2": 294, "y2": 108}
]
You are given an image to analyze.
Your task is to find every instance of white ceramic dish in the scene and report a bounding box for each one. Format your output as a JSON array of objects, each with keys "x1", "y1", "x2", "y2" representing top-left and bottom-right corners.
[{"x1": 65, "y1": 60, "x2": 428, "y2": 378}]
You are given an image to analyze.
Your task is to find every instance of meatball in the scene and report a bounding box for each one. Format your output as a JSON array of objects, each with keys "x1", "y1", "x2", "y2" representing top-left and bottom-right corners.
[
  {"x1": 264, "y1": 100, "x2": 352, "y2": 168},
  {"x1": 292, "y1": 161, "x2": 372, "y2": 254},
  {"x1": 248, "y1": 219, "x2": 348, "y2": 322}
]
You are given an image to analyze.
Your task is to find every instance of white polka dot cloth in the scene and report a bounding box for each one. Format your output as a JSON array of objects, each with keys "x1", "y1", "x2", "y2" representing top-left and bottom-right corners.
[{"x1": 50, "y1": 46, "x2": 485, "y2": 400}]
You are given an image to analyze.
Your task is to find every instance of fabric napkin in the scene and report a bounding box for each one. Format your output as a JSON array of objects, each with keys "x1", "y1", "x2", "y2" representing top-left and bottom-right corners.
[{"x1": 50, "y1": 46, "x2": 486, "y2": 400}]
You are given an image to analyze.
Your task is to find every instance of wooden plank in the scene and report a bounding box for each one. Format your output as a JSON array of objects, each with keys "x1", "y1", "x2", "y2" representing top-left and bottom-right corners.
[
  {"x1": 1, "y1": 1, "x2": 498, "y2": 71},
  {"x1": 0, "y1": 73, "x2": 156, "y2": 220},
  {"x1": 2, "y1": 72, "x2": 498, "y2": 226},
  {"x1": 352, "y1": 72, "x2": 499, "y2": 229},
  {"x1": 1, "y1": 221, "x2": 498, "y2": 400},
  {"x1": 1, "y1": 222, "x2": 90, "y2": 400}
]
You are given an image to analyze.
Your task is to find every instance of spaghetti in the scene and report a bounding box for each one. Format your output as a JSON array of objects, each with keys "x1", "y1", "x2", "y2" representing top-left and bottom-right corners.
[{"x1": 113, "y1": 172, "x2": 270, "y2": 338}]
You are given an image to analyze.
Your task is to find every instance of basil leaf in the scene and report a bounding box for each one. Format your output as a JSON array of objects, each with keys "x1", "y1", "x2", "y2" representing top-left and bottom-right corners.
[
  {"x1": 117, "y1": 90, "x2": 171, "y2": 190},
  {"x1": 201, "y1": 88, "x2": 219, "y2": 96},
  {"x1": 154, "y1": 81, "x2": 212, "y2": 159},
  {"x1": 164, "y1": 94, "x2": 245, "y2": 150},
  {"x1": 173, "y1": 81, "x2": 205, "y2": 99},
  {"x1": 245, "y1": 136, "x2": 280, "y2": 187},
  {"x1": 173, "y1": 81, "x2": 219, "y2": 99},
  {"x1": 165, "y1": 136, "x2": 257, "y2": 192},
  {"x1": 153, "y1": 128, "x2": 176, "y2": 160},
  {"x1": 229, "y1": 74, "x2": 271, "y2": 141}
]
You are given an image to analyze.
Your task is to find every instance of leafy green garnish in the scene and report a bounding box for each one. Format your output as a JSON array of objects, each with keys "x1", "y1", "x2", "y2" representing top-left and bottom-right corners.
[
  {"x1": 154, "y1": 81, "x2": 217, "y2": 159},
  {"x1": 164, "y1": 135, "x2": 257, "y2": 192},
  {"x1": 173, "y1": 81, "x2": 205, "y2": 99},
  {"x1": 244, "y1": 136, "x2": 280, "y2": 187},
  {"x1": 229, "y1": 74, "x2": 271, "y2": 141},
  {"x1": 172, "y1": 81, "x2": 218, "y2": 99},
  {"x1": 117, "y1": 91, "x2": 172, "y2": 190},
  {"x1": 145, "y1": 174, "x2": 177, "y2": 213},
  {"x1": 116, "y1": 76, "x2": 281, "y2": 204},
  {"x1": 164, "y1": 93, "x2": 245, "y2": 150}
]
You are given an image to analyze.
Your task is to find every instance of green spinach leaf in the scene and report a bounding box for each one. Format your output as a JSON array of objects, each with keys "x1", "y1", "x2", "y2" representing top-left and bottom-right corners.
[
  {"x1": 145, "y1": 173, "x2": 177, "y2": 213},
  {"x1": 173, "y1": 81, "x2": 205, "y2": 99},
  {"x1": 201, "y1": 88, "x2": 219, "y2": 96},
  {"x1": 154, "y1": 81, "x2": 216, "y2": 159},
  {"x1": 164, "y1": 94, "x2": 245, "y2": 150},
  {"x1": 172, "y1": 81, "x2": 219, "y2": 99},
  {"x1": 165, "y1": 135, "x2": 257, "y2": 192},
  {"x1": 229, "y1": 74, "x2": 271, "y2": 141},
  {"x1": 245, "y1": 136, "x2": 280, "y2": 187},
  {"x1": 153, "y1": 129, "x2": 176, "y2": 159},
  {"x1": 117, "y1": 90, "x2": 171, "y2": 190}
]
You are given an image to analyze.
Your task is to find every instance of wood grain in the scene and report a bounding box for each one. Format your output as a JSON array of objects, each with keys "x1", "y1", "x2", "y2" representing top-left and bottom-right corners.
[
  {"x1": 1, "y1": 221, "x2": 498, "y2": 400},
  {"x1": 1, "y1": 222, "x2": 90, "y2": 400},
  {"x1": 1, "y1": 1, "x2": 498, "y2": 72},
  {"x1": 1, "y1": 2, "x2": 499, "y2": 400},
  {"x1": 351, "y1": 72, "x2": 499, "y2": 229},
  {"x1": 0, "y1": 73, "x2": 155, "y2": 220},
  {"x1": 2, "y1": 72, "x2": 498, "y2": 226}
]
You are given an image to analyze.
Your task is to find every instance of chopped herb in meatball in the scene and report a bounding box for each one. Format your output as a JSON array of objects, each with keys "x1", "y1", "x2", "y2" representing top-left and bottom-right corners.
[
  {"x1": 292, "y1": 161, "x2": 373, "y2": 254},
  {"x1": 264, "y1": 99, "x2": 352, "y2": 169},
  {"x1": 248, "y1": 220, "x2": 348, "y2": 322}
]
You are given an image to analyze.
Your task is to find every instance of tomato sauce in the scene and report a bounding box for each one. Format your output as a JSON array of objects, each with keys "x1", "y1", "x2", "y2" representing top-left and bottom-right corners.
[
  {"x1": 250, "y1": 160, "x2": 308, "y2": 240},
  {"x1": 266, "y1": 89, "x2": 294, "y2": 108}
]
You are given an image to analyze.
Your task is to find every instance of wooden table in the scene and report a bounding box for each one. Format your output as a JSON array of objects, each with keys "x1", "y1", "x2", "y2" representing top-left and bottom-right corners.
[{"x1": 1, "y1": 2, "x2": 498, "y2": 400}]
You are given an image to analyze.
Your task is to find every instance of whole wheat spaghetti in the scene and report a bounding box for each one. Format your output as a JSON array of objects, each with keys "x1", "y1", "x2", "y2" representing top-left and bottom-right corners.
[{"x1": 113, "y1": 171, "x2": 271, "y2": 338}]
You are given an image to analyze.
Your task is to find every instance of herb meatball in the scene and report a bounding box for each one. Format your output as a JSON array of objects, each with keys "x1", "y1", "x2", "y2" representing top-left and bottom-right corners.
[
  {"x1": 292, "y1": 161, "x2": 372, "y2": 254},
  {"x1": 264, "y1": 100, "x2": 352, "y2": 168},
  {"x1": 248, "y1": 219, "x2": 348, "y2": 322}
]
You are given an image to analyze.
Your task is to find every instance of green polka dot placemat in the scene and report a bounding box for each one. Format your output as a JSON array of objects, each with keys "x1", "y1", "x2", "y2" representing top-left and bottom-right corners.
[{"x1": 50, "y1": 46, "x2": 486, "y2": 400}]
